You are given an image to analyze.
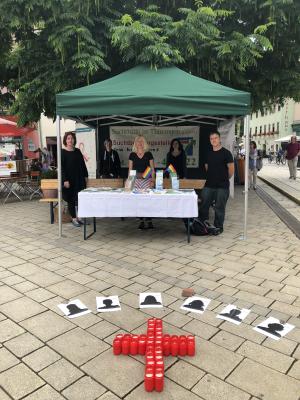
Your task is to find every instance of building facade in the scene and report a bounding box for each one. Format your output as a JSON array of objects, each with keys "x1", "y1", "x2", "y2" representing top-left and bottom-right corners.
[{"x1": 249, "y1": 98, "x2": 299, "y2": 153}]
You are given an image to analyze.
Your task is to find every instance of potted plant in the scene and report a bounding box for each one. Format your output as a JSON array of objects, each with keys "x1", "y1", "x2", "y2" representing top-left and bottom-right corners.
[{"x1": 40, "y1": 169, "x2": 58, "y2": 198}]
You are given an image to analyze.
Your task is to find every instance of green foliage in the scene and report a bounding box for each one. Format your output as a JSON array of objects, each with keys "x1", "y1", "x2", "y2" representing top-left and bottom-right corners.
[{"x1": 0, "y1": 0, "x2": 299, "y2": 122}]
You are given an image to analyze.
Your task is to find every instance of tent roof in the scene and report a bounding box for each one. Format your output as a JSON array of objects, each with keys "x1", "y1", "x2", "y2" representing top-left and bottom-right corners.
[
  {"x1": 275, "y1": 135, "x2": 300, "y2": 142},
  {"x1": 56, "y1": 65, "x2": 250, "y2": 119}
]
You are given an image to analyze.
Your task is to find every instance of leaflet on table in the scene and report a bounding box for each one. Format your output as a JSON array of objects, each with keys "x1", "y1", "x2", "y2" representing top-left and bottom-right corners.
[
  {"x1": 155, "y1": 170, "x2": 164, "y2": 190},
  {"x1": 83, "y1": 187, "x2": 124, "y2": 192}
]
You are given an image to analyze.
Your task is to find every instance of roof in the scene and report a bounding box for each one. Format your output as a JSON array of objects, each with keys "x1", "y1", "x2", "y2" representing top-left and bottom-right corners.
[{"x1": 56, "y1": 65, "x2": 251, "y2": 118}]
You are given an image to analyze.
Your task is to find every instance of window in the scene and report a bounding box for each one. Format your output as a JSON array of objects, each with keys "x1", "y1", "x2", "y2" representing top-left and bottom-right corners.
[
  {"x1": 277, "y1": 122, "x2": 279, "y2": 132},
  {"x1": 278, "y1": 105, "x2": 281, "y2": 112},
  {"x1": 250, "y1": 128, "x2": 252, "y2": 135},
  {"x1": 255, "y1": 127, "x2": 257, "y2": 134},
  {"x1": 272, "y1": 123, "x2": 275, "y2": 132},
  {"x1": 264, "y1": 125, "x2": 266, "y2": 133},
  {"x1": 265, "y1": 109, "x2": 268, "y2": 116},
  {"x1": 261, "y1": 109, "x2": 264, "y2": 117},
  {"x1": 256, "y1": 112, "x2": 258, "y2": 118},
  {"x1": 268, "y1": 124, "x2": 271, "y2": 132},
  {"x1": 259, "y1": 126, "x2": 262, "y2": 134}
]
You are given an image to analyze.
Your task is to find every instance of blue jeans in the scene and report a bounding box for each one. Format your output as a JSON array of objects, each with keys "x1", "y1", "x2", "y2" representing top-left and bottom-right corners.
[{"x1": 199, "y1": 187, "x2": 229, "y2": 229}]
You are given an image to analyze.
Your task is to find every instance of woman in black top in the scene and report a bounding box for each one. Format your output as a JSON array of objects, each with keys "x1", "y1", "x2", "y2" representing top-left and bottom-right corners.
[
  {"x1": 166, "y1": 138, "x2": 187, "y2": 178},
  {"x1": 61, "y1": 131, "x2": 88, "y2": 227},
  {"x1": 128, "y1": 135, "x2": 155, "y2": 230},
  {"x1": 99, "y1": 139, "x2": 121, "y2": 178}
]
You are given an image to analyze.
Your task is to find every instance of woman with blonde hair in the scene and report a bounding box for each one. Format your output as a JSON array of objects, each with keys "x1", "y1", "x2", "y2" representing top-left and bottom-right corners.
[{"x1": 128, "y1": 135, "x2": 155, "y2": 229}]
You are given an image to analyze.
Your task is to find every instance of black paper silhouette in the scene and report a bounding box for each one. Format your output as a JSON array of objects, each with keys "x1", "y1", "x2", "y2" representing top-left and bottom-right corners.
[
  {"x1": 257, "y1": 322, "x2": 284, "y2": 338},
  {"x1": 220, "y1": 308, "x2": 242, "y2": 322},
  {"x1": 98, "y1": 299, "x2": 120, "y2": 310},
  {"x1": 141, "y1": 295, "x2": 162, "y2": 306},
  {"x1": 183, "y1": 299, "x2": 204, "y2": 311},
  {"x1": 67, "y1": 303, "x2": 88, "y2": 316}
]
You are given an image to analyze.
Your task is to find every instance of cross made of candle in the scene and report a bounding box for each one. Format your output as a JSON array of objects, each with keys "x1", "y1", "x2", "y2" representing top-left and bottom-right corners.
[{"x1": 112, "y1": 317, "x2": 195, "y2": 392}]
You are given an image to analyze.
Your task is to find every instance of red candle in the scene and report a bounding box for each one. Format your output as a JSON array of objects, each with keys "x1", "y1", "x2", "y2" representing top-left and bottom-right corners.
[
  {"x1": 146, "y1": 353, "x2": 155, "y2": 368},
  {"x1": 122, "y1": 337, "x2": 130, "y2": 355},
  {"x1": 163, "y1": 339, "x2": 170, "y2": 356},
  {"x1": 179, "y1": 337, "x2": 187, "y2": 356},
  {"x1": 113, "y1": 339, "x2": 122, "y2": 355},
  {"x1": 187, "y1": 336, "x2": 195, "y2": 356},
  {"x1": 145, "y1": 366, "x2": 155, "y2": 392},
  {"x1": 138, "y1": 338, "x2": 146, "y2": 355},
  {"x1": 170, "y1": 338, "x2": 179, "y2": 356},
  {"x1": 155, "y1": 367, "x2": 164, "y2": 392},
  {"x1": 155, "y1": 357, "x2": 164, "y2": 370},
  {"x1": 130, "y1": 338, "x2": 138, "y2": 355},
  {"x1": 115, "y1": 334, "x2": 123, "y2": 341}
]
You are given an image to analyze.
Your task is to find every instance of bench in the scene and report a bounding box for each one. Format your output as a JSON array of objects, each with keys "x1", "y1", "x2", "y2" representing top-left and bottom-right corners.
[{"x1": 40, "y1": 178, "x2": 124, "y2": 223}]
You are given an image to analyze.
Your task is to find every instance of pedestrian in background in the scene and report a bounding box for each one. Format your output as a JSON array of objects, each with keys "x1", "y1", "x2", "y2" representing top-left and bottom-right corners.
[
  {"x1": 285, "y1": 135, "x2": 300, "y2": 180},
  {"x1": 249, "y1": 141, "x2": 258, "y2": 190}
]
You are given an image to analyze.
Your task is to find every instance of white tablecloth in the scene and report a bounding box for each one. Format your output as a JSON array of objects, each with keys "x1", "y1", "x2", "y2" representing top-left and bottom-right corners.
[{"x1": 78, "y1": 190, "x2": 198, "y2": 218}]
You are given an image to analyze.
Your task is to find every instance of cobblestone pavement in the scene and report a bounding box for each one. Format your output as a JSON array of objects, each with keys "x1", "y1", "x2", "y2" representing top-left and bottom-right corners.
[{"x1": 0, "y1": 187, "x2": 299, "y2": 400}]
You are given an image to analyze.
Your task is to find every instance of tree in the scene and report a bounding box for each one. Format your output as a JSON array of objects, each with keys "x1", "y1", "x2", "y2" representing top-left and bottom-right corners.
[{"x1": 0, "y1": 0, "x2": 299, "y2": 124}]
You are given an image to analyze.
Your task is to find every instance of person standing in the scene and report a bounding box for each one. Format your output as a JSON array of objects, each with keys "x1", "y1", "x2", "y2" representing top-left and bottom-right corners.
[
  {"x1": 99, "y1": 138, "x2": 121, "y2": 178},
  {"x1": 199, "y1": 131, "x2": 234, "y2": 233},
  {"x1": 285, "y1": 135, "x2": 300, "y2": 180},
  {"x1": 62, "y1": 131, "x2": 88, "y2": 227},
  {"x1": 249, "y1": 141, "x2": 258, "y2": 190},
  {"x1": 128, "y1": 135, "x2": 155, "y2": 230},
  {"x1": 165, "y1": 138, "x2": 187, "y2": 178}
]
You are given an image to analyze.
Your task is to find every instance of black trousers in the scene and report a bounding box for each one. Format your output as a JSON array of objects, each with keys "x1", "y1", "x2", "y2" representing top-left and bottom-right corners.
[{"x1": 199, "y1": 187, "x2": 229, "y2": 229}]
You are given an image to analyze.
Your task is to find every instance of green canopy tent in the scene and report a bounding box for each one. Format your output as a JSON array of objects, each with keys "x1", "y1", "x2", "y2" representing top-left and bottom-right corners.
[{"x1": 55, "y1": 65, "x2": 251, "y2": 238}]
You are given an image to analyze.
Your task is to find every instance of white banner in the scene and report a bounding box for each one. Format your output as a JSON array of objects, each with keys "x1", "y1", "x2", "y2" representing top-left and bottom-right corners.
[
  {"x1": 0, "y1": 160, "x2": 17, "y2": 176},
  {"x1": 110, "y1": 126, "x2": 199, "y2": 168},
  {"x1": 219, "y1": 118, "x2": 235, "y2": 198},
  {"x1": 75, "y1": 124, "x2": 97, "y2": 179}
]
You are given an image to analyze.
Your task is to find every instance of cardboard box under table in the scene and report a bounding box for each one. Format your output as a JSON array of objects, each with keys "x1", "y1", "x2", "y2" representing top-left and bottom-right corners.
[{"x1": 78, "y1": 189, "x2": 198, "y2": 242}]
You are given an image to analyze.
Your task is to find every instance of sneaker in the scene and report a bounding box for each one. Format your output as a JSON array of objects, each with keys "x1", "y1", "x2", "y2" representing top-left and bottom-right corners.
[
  {"x1": 71, "y1": 219, "x2": 81, "y2": 227},
  {"x1": 77, "y1": 219, "x2": 90, "y2": 225},
  {"x1": 253, "y1": 186, "x2": 257, "y2": 190},
  {"x1": 138, "y1": 221, "x2": 145, "y2": 230},
  {"x1": 147, "y1": 221, "x2": 154, "y2": 229}
]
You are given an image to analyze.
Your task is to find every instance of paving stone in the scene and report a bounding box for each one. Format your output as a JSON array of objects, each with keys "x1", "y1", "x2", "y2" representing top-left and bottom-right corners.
[
  {"x1": 165, "y1": 360, "x2": 204, "y2": 389},
  {"x1": 184, "y1": 339, "x2": 243, "y2": 379},
  {"x1": 87, "y1": 320, "x2": 120, "y2": 339},
  {"x1": 23, "y1": 346, "x2": 61, "y2": 372},
  {"x1": 27, "y1": 270, "x2": 65, "y2": 287},
  {"x1": 48, "y1": 327, "x2": 110, "y2": 366},
  {"x1": 26, "y1": 287, "x2": 57, "y2": 302},
  {"x1": 0, "y1": 347, "x2": 19, "y2": 372},
  {"x1": 13, "y1": 281, "x2": 39, "y2": 293},
  {"x1": 0, "y1": 285, "x2": 23, "y2": 304},
  {"x1": 163, "y1": 311, "x2": 193, "y2": 328},
  {"x1": 97, "y1": 392, "x2": 121, "y2": 400},
  {"x1": 82, "y1": 349, "x2": 144, "y2": 398},
  {"x1": 0, "y1": 296, "x2": 46, "y2": 322},
  {"x1": 22, "y1": 384, "x2": 64, "y2": 399},
  {"x1": 8, "y1": 263, "x2": 42, "y2": 277},
  {"x1": 0, "y1": 387, "x2": 11, "y2": 400},
  {"x1": 99, "y1": 303, "x2": 148, "y2": 331},
  {"x1": 47, "y1": 279, "x2": 88, "y2": 298},
  {"x1": 0, "y1": 319, "x2": 24, "y2": 342},
  {"x1": 183, "y1": 319, "x2": 219, "y2": 340},
  {"x1": 39, "y1": 358, "x2": 83, "y2": 391},
  {"x1": 192, "y1": 373, "x2": 250, "y2": 400},
  {"x1": 263, "y1": 336, "x2": 298, "y2": 356},
  {"x1": 227, "y1": 358, "x2": 300, "y2": 400},
  {"x1": 125, "y1": 378, "x2": 202, "y2": 400},
  {"x1": 210, "y1": 330, "x2": 245, "y2": 351},
  {"x1": 269, "y1": 300, "x2": 300, "y2": 317},
  {"x1": 5, "y1": 332, "x2": 43, "y2": 357},
  {"x1": 62, "y1": 376, "x2": 106, "y2": 400},
  {"x1": 237, "y1": 340, "x2": 294, "y2": 373},
  {"x1": 2, "y1": 275, "x2": 25, "y2": 285},
  {"x1": 0, "y1": 255, "x2": 26, "y2": 268},
  {"x1": 288, "y1": 360, "x2": 300, "y2": 380},
  {"x1": 0, "y1": 363, "x2": 44, "y2": 400},
  {"x1": 20, "y1": 310, "x2": 74, "y2": 341},
  {"x1": 283, "y1": 275, "x2": 300, "y2": 288}
]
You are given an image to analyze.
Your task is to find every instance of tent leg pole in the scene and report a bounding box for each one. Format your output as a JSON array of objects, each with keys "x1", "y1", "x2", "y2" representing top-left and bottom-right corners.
[
  {"x1": 56, "y1": 116, "x2": 62, "y2": 238},
  {"x1": 243, "y1": 115, "x2": 250, "y2": 240}
]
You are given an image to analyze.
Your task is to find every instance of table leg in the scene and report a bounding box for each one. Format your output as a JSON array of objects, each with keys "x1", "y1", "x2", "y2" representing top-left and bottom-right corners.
[
  {"x1": 84, "y1": 218, "x2": 87, "y2": 240},
  {"x1": 93, "y1": 217, "x2": 96, "y2": 232},
  {"x1": 50, "y1": 202, "x2": 54, "y2": 224},
  {"x1": 187, "y1": 218, "x2": 191, "y2": 243}
]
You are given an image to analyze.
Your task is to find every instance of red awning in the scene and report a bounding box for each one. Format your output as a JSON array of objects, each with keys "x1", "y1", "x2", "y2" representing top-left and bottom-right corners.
[{"x1": 0, "y1": 116, "x2": 35, "y2": 137}]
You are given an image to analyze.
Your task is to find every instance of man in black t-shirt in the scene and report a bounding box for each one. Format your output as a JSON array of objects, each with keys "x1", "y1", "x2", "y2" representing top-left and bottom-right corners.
[{"x1": 199, "y1": 131, "x2": 234, "y2": 233}]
